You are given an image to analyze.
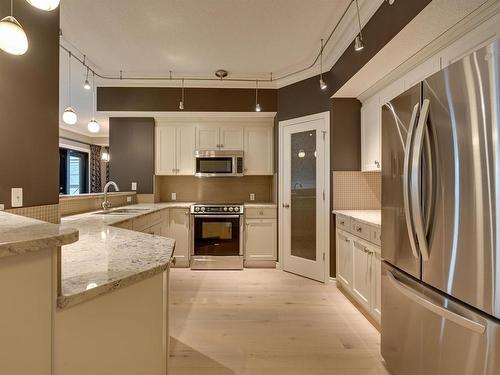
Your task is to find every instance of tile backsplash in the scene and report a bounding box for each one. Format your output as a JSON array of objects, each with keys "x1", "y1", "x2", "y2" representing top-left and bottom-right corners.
[
  {"x1": 332, "y1": 171, "x2": 381, "y2": 210},
  {"x1": 6, "y1": 203, "x2": 60, "y2": 224},
  {"x1": 59, "y1": 193, "x2": 137, "y2": 217}
]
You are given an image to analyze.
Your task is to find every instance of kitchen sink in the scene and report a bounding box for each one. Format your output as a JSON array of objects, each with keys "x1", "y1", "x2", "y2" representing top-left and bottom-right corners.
[{"x1": 93, "y1": 208, "x2": 151, "y2": 215}]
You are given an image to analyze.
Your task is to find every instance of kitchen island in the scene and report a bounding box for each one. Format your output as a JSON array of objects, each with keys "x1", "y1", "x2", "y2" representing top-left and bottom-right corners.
[{"x1": 55, "y1": 203, "x2": 189, "y2": 375}]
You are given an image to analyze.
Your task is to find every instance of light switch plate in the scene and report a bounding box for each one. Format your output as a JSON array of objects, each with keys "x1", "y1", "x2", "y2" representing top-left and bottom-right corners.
[
  {"x1": 11, "y1": 188, "x2": 23, "y2": 207},
  {"x1": 0, "y1": 204, "x2": 4, "y2": 211},
  {"x1": 171, "y1": 192, "x2": 177, "y2": 201},
  {"x1": 131, "y1": 182, "x2": 137, "y2": 191},
  {"x1": 250, "y1": 193, "x2": 255, "y2": 201},
  {"x1": 126, "y1": 196, "x2": 132, "y2": 203}
]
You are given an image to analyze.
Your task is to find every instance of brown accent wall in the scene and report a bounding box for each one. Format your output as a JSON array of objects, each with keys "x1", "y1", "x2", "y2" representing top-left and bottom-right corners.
[
  {"x1": 98, "y1": 87, "x2": 277, "y2": 113},
  {"x1": 0, "y1": 3, "x2": 60, "y2": 209},
  {"x1": 109, "y1": 118, "x2": 155, "y2": 194},
  {"x1": 158, "y1": 176, "x2": 273, "y2": 203}
]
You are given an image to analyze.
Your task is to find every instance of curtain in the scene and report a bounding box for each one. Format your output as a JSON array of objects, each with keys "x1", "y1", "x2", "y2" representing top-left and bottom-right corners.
[{"x1": 89, "y1": 144, "x2": 102, "y2": 193}]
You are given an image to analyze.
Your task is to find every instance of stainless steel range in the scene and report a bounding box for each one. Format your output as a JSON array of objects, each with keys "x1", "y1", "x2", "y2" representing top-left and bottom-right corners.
[{"x1": 190, "y1": 203, "x2": 244, "y2": 270}]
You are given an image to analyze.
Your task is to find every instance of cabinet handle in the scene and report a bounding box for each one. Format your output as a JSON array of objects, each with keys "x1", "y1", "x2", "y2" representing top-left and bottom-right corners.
[
  {"x1": 340, "y1": 220, "x2": 345, "y2": 225},
  {"x1": 374, "y1": 160, "x2": 381, "y2": 168},
  {"x1": 185, "y1": 211, "x2": 189, "y2": 215},
  {"x1": 220, "y1": 144, "x2": 224, "y2": 148},
  {"x1": 356, "y1": 226, "x2": 362, "y2": 232}
]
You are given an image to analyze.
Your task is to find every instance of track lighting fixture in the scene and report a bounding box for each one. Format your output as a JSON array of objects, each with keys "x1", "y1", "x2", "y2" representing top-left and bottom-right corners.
[
  {"x1": 319, "y1": 39, "x2": 327, "y2": 90},
  {"x1": 179, "y1": 78, "x2": 185, "y2": 110},
  {"x1": 26, "y1": 0, "x2": 60, "y2": 11},
  {"x1": 255, "y1": 80, "x2": 261, "y2": 112},
  {"x1": 84, "y1": 67, "x2": 91, "y2": 90},
  {"x1": 62, "y1": 51, "x2": 78, "y2": 125},
  {"x1": 354, "y1": 0, "x2": 364, "y2": 52},
  {"x1": 0, "y1": 0, "x2": 28, "y2": 55},
  {"x1": 87, "y1": 72, "x2": 100, "y2": 133}
]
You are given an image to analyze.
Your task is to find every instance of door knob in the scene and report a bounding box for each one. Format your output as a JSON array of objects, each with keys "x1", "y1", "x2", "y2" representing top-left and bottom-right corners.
[{"x1": 283, "y1": 203, "x2": 290, "y2": 208}]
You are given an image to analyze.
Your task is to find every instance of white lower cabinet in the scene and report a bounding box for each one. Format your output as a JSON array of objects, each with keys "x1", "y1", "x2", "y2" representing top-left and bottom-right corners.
[
  {"x1": 168, "y1": 208, "x2": 191, "y2": 267},
  {"x1": 245, "y1": 219, "x2": 276, "y2": 263},
  {"x1": 336, "y1": 222, "x2": 381, "y2": 324}
]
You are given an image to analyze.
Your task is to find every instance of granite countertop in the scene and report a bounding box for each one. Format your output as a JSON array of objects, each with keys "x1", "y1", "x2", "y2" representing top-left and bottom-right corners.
[
  {"x1": 332, "y1": 209, "x2": 381, "y2": 227},
  {"x1": 0, "y1": 211, "x2": 78, "y2": 258},
  {"x1": 58, "y1": 203, "x2": 193, "y2": 309}
]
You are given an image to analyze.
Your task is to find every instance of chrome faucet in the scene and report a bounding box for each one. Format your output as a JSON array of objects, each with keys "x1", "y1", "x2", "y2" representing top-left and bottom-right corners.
[{"x1": 102, "y1": 181, "x2": 119, "y2": 210}]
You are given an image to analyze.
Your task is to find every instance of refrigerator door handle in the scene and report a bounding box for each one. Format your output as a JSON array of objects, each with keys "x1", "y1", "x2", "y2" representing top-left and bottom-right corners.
[
  {"x1": 403, "y1": 103, "x2": 421, "y2": 260},
  {"x1": 387, "y1": 272, "x2": 486, "y2": 334},
  {"x1": 411, "y1": 99, "x2": 431, "y2": 261}
]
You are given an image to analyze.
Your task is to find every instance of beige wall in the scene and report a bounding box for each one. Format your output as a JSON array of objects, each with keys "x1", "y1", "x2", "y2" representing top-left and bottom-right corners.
[
  {"x1": 332, "y1": 171, "x2": 381, "y2": 210},
  {"x1": 157, "y1": 176, "x2": 274, "y2": 203}
]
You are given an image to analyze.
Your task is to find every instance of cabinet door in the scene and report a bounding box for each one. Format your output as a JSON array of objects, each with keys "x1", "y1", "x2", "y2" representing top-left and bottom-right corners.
[
  {"x1": 156, "y1": 126, "x2": 177, "y2": 175},
  {"x1": 176, "y1": 126, "x2": 196, "y2": 175},
  {"x1": 244, "y1": 126, "x2": 273, "y2": 175},
  {"x1": 352, "y1": 239, "x2": 372, "y2": 310},
  {"x1": 220, "y1": 126, "x2": 244, "y2": 150},
  {"x1": 169, "y1": 208, "x2": 191, "y2": 267},
  {"x1": 160, "y1": 209, "x2": 170, "y2": 237},
  {"x1": 371, "y1": 251, "x2": 382, "y2": 323},
  {"x1": 336, "y1": 230, "x2": 353, "y2": 289},
  {"x1": 361, "y1": 98, "x2": 382, "y2": 172},
  {"x1": 245, "y1": 219, "x2": 277, "y2": 261},
  {"x1": 196, "y1": 125, "x2": 219, "y2": 150}
]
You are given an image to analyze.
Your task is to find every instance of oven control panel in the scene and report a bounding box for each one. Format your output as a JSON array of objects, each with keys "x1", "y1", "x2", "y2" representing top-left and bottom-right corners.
[{"x1": 191, "y1": 204, "x2": 244, "y2": 215}]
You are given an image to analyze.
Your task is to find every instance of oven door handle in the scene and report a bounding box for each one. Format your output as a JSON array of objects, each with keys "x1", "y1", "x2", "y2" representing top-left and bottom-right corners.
[{"x1": 193, "y1": 215, "x2": 241, "y2": 219}]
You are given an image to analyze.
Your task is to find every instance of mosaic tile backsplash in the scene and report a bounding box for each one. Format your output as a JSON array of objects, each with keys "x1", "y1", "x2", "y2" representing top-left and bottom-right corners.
[
  {"x1": 332, "y1": 171, "x2": 381, "y2": 210},
  {"x1": 6, "y1": 203, "x2": 61, "y2": 224}
]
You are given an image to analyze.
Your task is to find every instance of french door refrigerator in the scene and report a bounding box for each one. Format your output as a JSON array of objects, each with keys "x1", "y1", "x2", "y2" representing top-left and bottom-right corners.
[{"x1": 381, "y1": 39, "x2": 500, "y2": 375}]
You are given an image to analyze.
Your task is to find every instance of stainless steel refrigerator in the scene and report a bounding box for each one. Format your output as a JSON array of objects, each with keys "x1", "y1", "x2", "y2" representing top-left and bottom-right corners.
[{"x1": 381, "y1": 39, "x2": 500, "y2": 375}]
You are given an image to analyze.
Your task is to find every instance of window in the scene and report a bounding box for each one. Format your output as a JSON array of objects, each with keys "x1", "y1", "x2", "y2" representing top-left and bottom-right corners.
[{"x1": 59, "y1": 148, "x2": 89, "y2": 195}]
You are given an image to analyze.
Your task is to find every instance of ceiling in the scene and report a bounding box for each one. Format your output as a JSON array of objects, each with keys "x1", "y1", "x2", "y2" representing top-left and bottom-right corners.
[{"x1": 59, "y1": 0, "x2": 382, "y2": 136}]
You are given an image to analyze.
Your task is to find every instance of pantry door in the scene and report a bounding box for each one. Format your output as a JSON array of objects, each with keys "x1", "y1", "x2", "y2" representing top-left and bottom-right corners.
[{"x1": 279, "y1": 112, "x2": 330, "y2": 282}]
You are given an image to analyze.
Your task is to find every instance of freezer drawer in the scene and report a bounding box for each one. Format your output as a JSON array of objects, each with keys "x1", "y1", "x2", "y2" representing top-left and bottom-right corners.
[{"x1": 381, "y1": 262, "x2": 500, "y2": 375}]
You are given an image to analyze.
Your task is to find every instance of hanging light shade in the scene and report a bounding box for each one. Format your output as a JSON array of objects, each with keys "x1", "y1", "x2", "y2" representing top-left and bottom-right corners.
[
  {"x1": 354, "y1": 0, "x2": 365, "y2": 52},
  {"x1": 319, "y1": 39, "x2": 327, "y2": 90},
  {"x1": 298, "y1": 150, "x2": 306, "y2": 158},
  {"x1": 179, "y1": 78, "x2": 185, "y2": 110},
  {"x1": 0, "y1": 16, "x2": 28, "y2": 55},
  {"x1": 84, "y1": 79, "x2": 91, "y2": 90},
  {"x1": 87, "y1": 119, "x2": 100, "y2": 133},
  {"x1": 255, "y1": 80, "x2": 261, "y2": 112},
  {"x1": 26, "y1": 0, "x2": 60, "y2": 11},
  {"x1": 62, "y1": 107, "x2": 77, "y2": 125}
]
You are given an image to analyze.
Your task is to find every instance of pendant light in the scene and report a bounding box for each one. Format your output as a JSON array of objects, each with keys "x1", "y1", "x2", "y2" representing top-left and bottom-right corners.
[
  {"x1": 83, "y1": 56, "x2": 91, "y2": 90},
  {"x1": 0, "y1": 0, "x2": 28, "y2": 55},
  {"x1": 354, "y1": 0, "x2": 364, "y2": 52},
  {"x1": 62, "y1": 51, "x2": 78, "y2": 125},
  {"x1": 179, "y1": 78, "x2": 185, "y2": 110},
  {"x1": 87, "y1": 71, "x2": 100, "y2": 133},
  {"x1": 319, "y1": 39, "x2": 327, "y2": 90},
  {"x1": 255, "y1": 80, "x2": 261, "y2": 112},
  {"x1": 26, "y1": 0, "x2": 60, "y2": 11}
]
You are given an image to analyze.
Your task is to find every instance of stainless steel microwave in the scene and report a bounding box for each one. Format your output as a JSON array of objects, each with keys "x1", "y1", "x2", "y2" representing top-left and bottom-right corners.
[{"x1": 194, "y1": 150, "x2": 244, "y2": 177}]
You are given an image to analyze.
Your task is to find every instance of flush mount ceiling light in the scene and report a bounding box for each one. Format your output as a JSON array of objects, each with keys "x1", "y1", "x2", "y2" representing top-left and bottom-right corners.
[
  {"x1": 26, "y1": 0, "x2": 60, "y2": 11},
  {"x1": 354, "y1": 0, "x2": 364, "y2": 52},
  {"x1": 298, "y1": 150, "x2": 306, "y2": 158},
  {"x1": 255, "y1": 80, "x2": 261, "y2": 112},
  {"x1": 179, "y1": 78, "x2": 185, "y2": 110},
  {"x1": 0, "y1": 1, "x2": 28, "y2": 55},
  {"x1": 319, "y1": 39, "x2": 327, "y2": 90},
  {"x1": 62, "y1": 51, "x2": 78, "y2": 125},
  {"x1": 87, "y1": 71, "x2": 100, "y2": 133}
]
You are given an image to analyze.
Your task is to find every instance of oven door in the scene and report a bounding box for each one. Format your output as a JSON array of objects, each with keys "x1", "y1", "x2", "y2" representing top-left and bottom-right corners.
[
  {"x1": 195, "y1": 157, "x2": 235, "y2": 177},
  {"x1": 193, "y1": 215, "x2": 242, "y2": 256}
]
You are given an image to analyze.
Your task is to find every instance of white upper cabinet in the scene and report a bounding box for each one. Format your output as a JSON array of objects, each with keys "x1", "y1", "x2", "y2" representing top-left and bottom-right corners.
[
  {"x1": 219, "y1": 126, "x2": 244, "y2": 150},
  {"x1": 156, "y1": 125, "x2": 195, "y2": 175},
  {"x1": 176, "y1": 126, "x2": 196, "y2": 175},
  {"x1": 361, "y1": 97, "x2": 381, "y2": 172},
  {"x1": 196, "y1": 125, "x2": 219, "y2": 150},
  {"x1": 244, "y1": 126, "x2": 273, "y2": 175},
  {"x1": 156, "y1": 126, "x2": 177, "y2": 175}
]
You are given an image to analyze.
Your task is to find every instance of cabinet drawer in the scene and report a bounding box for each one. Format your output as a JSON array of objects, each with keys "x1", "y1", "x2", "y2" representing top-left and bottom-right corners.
[
  {"x1": 245, "y1": 207, "x2": 277, "y2": 219},
  {"x1": 370, "y1": 226, "x2": 381, "y2": 246},
  {"x1": 351, "y1": 220, "x2": 370, "y2": 241},
  {"x1": 132, "y1": 214, "x2": 150, "y2": 231},
  {"x1": 336, "y1": 215, "x2": 351, "y2": 232}
]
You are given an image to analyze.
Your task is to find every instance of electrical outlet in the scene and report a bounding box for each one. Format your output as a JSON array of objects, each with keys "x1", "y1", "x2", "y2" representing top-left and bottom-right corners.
[
  {"x1": 126, "y1": 196, "x2": 132, "y2": 203},
  {"x1": 0, "y1": 204, "x2": 4, "y2": 211},
  {"x1": 250, "y1": 193, "x2": 255, "y2": 201},
  {"x1": 11, "y1": 188, "x2": 23, "y2": 207},
  {"x1": 131, "y1": 182, "x2": 137, "y2": 191},
  {"x1": 171, "y1": 192, "x2": 177, "y2": 201}
]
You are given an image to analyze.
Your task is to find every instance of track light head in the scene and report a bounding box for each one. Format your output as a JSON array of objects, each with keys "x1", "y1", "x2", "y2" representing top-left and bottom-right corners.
[
  {"x1": 320, "y1": 78, "x2": 327, "y2": 90},
  {"x1": 255, "y1": 103, "x2": 261, "y2": 112},
  {"x1": 179, "y1": 101, "x2": 184, "y2": 110},
  {"x1": 354, "y1": 34, "x2": 364, "y2": 51},
  {"x1": 84, "y1": 79, "x2": 91, "y2": 90}
]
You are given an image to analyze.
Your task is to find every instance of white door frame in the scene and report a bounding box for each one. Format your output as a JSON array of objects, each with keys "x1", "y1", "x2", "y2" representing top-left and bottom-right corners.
[{"x1": 278, "y1": 111, "x2": 330, "y2": 282}]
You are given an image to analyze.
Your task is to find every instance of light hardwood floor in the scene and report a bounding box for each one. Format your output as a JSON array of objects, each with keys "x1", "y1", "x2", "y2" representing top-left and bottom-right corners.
[{"x1": 169, "y1": 268, "x2": 390, "y2": 375}]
